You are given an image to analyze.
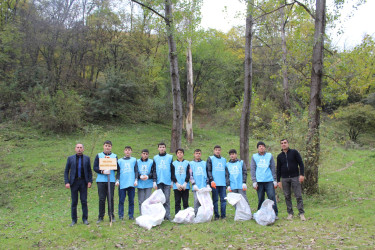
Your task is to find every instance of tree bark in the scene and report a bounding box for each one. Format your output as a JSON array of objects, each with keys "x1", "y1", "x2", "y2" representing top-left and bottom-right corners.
[
  {"x1": 165, "y1": 0, "x2": 183, "y2": 153},
  {"x1": 186, "y1": 39, "x2": 194, "y2": 144},
  {"x1": 240, "y1": 0, "x2": 254, "y2": 171},
  {"x1": 305, "y1": 0, "x2": 326, "y2": 194},
  {"x1": 280, "y1": 7, "x2": 290, "y2": 113}
]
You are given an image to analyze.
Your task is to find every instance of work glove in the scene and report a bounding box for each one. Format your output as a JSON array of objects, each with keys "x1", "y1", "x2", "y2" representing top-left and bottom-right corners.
[
  {"x1": 211, "y1": 181, "x2": 216, "y2": 189},
  {"x1": 227, "y1": 186, "x2": 231, "y2": 192},
  {"x1": 242, "y1": 183, "x2": 247, "y2": 191},
  {"x1": 273, "y1": 181, "x2": 278, "y2": 189},
  {"x1": 115, "y1": 180, "x2": 119, "y2": 186},
  {"x1": 153, "y1": 182, "x2": 157, "y2": 190},
  {"x1": 193, "y1": 185, "x2": 199, "y2": 191},
  {"x1": 176, "y1": 182, "x2": 182, "y2": 191},
  {"x1": 134, "y1": 180, "x2": 138, "y2": 187},
  {"x1": 182, "y1": 182, "x2": 187, "y2": 190},
  {"x1": 140, "y1": 175, "x2": 148, "y2": 180},
  {"x1": 103, "y1": 170, "x2": 110, "y2": 175},
  {"x1": 253, "y1": 182, "x2": 258, "y2": 189}
]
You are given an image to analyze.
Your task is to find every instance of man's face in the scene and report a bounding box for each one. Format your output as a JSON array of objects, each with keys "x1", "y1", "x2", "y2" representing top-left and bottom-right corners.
[
  {"x1": 124, "y1": 148, "x2": 132, "y2": 157},
  {"x1": 213, "y1": 147, "x2": 221, "y2": 156},
  {"x1": 141, "y1": 152, "x2": 149, "y2": 160},
  {"x1": 158, "y1": 145, "x2": 166, "y2": 154},
  {"x1": 103, "y1": 143, "x2": 112, "y2": 154},
  {"x1": 75, "y1": 144, "x2": 84, "y2": 155},
  {"x1": 257, "y1": 145, "x2": 266, "y2": 154},
  {"x1": 194, "y1": 151, "x2": 201, "y2": 161},
  {"x1": 281, "y1": 140, "x2": 289, "y2": 151},
  {"x1": 229, "y1": 153, "x2": 237, "y2": 160},
  {"x1": 176, "y1": 150, "x2": 184, "y2": 160}
]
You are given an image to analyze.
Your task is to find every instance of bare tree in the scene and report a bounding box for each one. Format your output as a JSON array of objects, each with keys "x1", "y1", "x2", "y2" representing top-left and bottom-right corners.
[{"x1": 280, "y1": 6, "x2": 290, "y2": 113}]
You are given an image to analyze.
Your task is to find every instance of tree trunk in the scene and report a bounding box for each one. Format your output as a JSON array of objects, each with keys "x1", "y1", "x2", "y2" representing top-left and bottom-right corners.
[
  {"x1": 240, "y1": 0, "x2": 254, "y2": 171},
  {"x1": 280, "y1": 7, "x2": 290, "y2": 113},
  {"x1": 305, "y1": 0, "x2": 326, "y2": 194},
  {"x1": 186, "y1": 39, "x2": 194, "y2": 144},
  {"x1": 165, "y1": 0, "x2": 183, "y2": 153}
]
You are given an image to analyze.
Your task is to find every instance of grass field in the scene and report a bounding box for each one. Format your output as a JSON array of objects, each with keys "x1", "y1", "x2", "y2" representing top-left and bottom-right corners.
[{"x1": 0, "y1": 122, "x2": 374, "y2": 249}]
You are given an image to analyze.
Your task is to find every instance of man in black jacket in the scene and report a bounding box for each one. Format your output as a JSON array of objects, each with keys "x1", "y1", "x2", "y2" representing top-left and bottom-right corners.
[
  {"x1": 64, "y1": 143, "x2": 92, "y2": 226},
  {"x1": 276, "y1": 139, "x2": 306, "y2": 221}
]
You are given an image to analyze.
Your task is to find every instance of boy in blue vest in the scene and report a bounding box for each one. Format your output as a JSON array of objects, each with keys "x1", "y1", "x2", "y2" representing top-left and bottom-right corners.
[
  {"x1": 225, "y1": 149, "x2": 249, "y2": 204},
  {"x1": 190, "y1": 149, "x2": 209, "y2": 215},
  {"x1": 250, "y1": 141, "x2": 278, "y2": 218},
  {"x1": 172, "y1": 148, "x2": 190, "y2": 215},
  {"x1": 115, "y1": 146, "x2": 138, "y2": 220},
  {"x1": 93, "y1": 140, "x2": 120, "y2": 223},
  {"x1": 153, "y1": 142, "x2": 174, "y2": 220},
  {"x1": 137, "y1": 149, "x2": 156, "y2": 215},
  {"x1": 207, "y1": 145, "x2": 227, "y2": 220}
]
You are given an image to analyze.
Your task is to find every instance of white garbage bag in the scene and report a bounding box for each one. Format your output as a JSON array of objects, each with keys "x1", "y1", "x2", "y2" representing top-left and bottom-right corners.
[
  {"x1": 172, "y1": 207, "x2": 195, "y2": 224},
  {"x1": 136, "y1": 189, "x2": 166, "y2": 230},
  {"x1": 193, "y1": 187, "x2": 213, "y2": 223},
  {"x1": 225, "y1": 192, "x2": 252, "y2": 221},
  {"x1": 253, "y1": 199, "x2": 276, "y2": 226}
]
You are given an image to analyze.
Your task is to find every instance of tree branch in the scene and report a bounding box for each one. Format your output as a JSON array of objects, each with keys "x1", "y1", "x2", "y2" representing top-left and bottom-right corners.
[{"x1": 130, "y1": 0, "x2": 167, "y2": 22}]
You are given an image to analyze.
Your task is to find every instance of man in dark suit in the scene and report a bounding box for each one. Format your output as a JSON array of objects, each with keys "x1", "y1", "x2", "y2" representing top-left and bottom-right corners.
[{"x1": 64, "y1": 143, "x2": 92, "y2": 226}]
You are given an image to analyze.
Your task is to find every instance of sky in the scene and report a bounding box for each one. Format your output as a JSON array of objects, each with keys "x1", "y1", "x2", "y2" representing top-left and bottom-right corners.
[{"x1": 200, "y1": 0, "x2": 375, "y2": 50}]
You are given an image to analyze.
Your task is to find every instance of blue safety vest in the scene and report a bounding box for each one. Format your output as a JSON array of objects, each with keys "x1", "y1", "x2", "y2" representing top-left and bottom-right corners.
[
  {"x1": 226, "y1": 160, "x2": 244, "y2": 190},
  {"x1": 190, "y1": 160, "x2": 207, "y2": 189},
  {"x1": 137, "y1": 158, "x2": 154, "y2": 189},
  {"x1": 172, "y1": 160, "x2": 190, "y2": 190},
  {"x1": 252, "y1": 153, "x2": 273, "y2": 182},
  {"x1": 96, "y1": 152, "x2": 117, "y2": 183},
  {"x1": 154, "y1": 154, "x2": 173, "y2": 185},
  {"x1": 210, "y1": 155, "x2": 226, "y2": 186},
  {"x1": 118, "y1": 157, "x2": 137, "y2": 189}
]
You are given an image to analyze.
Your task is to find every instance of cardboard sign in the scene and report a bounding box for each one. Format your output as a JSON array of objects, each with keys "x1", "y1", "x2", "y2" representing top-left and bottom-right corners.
[{"x1": 99, "y1": 158, "x2": 117, "y2": 170}]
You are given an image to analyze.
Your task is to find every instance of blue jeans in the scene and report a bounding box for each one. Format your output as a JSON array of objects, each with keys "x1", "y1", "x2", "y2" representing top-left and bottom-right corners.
[
  {"x1": 257, "y1": 182, "x2": 278, "y2": 215},
  {"x1": 212, "y1": 186, "x2": 226, "y2": 218},
  {"x1": 118, "y1": 187, "x2": 135, "y2": 219}
]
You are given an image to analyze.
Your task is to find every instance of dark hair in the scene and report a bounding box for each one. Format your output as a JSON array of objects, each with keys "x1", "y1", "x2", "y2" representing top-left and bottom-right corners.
[
  {"x1": 103, "y1": 140, "x2": 112, "y2": 145},
  {"x1": 257, "y1": 141, "x2": 266, "y2": 148},
  {"x1": 158, "y1": 142, "x2": 166, "y2": 147},
  {"x1": 214, "y1": 145, "x2": 221, "y2": 149},
  {"x1": 124, "y1": 146, "x2": 132, "y2": 150},
  {"x1": 176, "y1": 148, "x2": 184, "y2": 154},
  {"x1": 228, "y1": 149, "x2": 237, "y2": 154},
  {"x1": 142, "y1": 149, "x2": 149, "y2": 153},
  {"x1": 194, "y1": 149, "x2": 202, "y2": 153},
  {"x1": 280, "y1": 139, "x2": 288, "y2": 143}
]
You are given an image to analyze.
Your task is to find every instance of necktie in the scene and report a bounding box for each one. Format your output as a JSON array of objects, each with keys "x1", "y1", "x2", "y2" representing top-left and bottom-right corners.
[{"x1": 78, "y1": 157, "x2": 82, "y2": 178}]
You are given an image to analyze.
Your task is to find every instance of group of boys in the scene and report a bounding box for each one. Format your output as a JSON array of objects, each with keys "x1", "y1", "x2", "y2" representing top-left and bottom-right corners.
[{"x1": 64, "y1": 139, "x2": 306, "y2": 226}]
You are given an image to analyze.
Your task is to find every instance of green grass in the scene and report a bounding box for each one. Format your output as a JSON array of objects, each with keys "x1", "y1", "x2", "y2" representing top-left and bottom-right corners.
[{"x1": 0, "y1": 122, "x2": 375, "y2": 249}]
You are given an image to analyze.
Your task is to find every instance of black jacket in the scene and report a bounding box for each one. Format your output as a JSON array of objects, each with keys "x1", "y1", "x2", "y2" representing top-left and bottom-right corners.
[
  {"x1": 64, "y1": 154, "x2": 92, "y2": 185},
  {"x1": 276, "y1": 149, "x2": 304, "y2": 182}
]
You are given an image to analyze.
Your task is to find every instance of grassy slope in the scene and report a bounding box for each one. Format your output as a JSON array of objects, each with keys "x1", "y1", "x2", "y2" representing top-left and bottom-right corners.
[{"x1": 0, "y1": 123, "x2": 374, "y2": 249}]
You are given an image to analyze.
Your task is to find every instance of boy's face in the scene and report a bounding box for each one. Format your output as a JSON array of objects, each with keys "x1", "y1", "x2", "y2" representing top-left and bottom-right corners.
[
  {"x1": 229, "y1": 153, "x2": 237, "y2": 160},
  {"x1": 124, "y1": 148, "x2": 132, "y2": 157},
  {"x1": 176, "y1": 150, "x2": 184, "y2": 160},
  {"x1": 257, "y1": 145, "x2": 266, "y2": 154},
  {"x1": 158, "y1": 145, "x2": 166, "y2": 154},
  {"x1": 103, "y1": 143, "x2": 112, "y2": 154},
  {"x1": 213, "y1": 147, "x2": 221, "y2": 156},
  {"x1": 141, "y1": 152, "x2": 149, "y2": 160},
  {"x1": 194, "y1": 151, "x2": 201, "y2": 161}
]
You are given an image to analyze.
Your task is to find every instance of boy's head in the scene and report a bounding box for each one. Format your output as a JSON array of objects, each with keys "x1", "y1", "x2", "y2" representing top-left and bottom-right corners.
[
  {"x1": 194, "y1": 149, "x2": 202, "y2": 161},
  {"x1": 228, "y1": 149, "x2": 237, "y2": 160},
  {"x1": 213, "y1": 145, "x2": 221, "y2": 156},
  {"x1": 103, "y1": 140, "x2": 112, "y2": 154},
  {"x1": 176, "y1": 148, "x2": 184, "y2": 160},
  {"x1": 280, "y1": 139, "x2": 289, "y2": 151},
  {"x1": 157, "y1": 142, "x2": 166, "y2": 154},
  {"x1": 257, "y1": 141, "x2": 266, "y2": 154},
  {"x1": 124, "y1": 146, "x2": 132, "y2": 157},
  {"x1": 141, "y1": 149, "x2": 149, "y2": 160}
]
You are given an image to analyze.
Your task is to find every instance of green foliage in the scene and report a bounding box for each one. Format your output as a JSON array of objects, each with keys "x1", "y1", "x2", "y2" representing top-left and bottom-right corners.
[{"x1": 334, "y1": 103, "x2": 375, "y2": 142}]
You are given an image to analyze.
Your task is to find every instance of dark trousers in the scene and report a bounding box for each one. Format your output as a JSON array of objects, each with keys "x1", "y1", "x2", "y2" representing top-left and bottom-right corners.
[
  {"x1": 97, "y1": 182, "x2": 115, "y2": 219},
  {"x1": 118, "y1": 187, "x2": 135, "y2": 219},
  {"x1": 212, "y1": 186, "x2": 227, "y2": 218},
  {"x1": 257, "y1": 181, "x2": 278, "y2": 216},
  {"x1": 174, "y1": 189, "x2": 189, "y2": 215},
  {"x1": 281, "y1": 177, "x2": 304, "y2": 215},
  {"x1": 70, "y1": 179, "x2": 88, "y2": 222}
]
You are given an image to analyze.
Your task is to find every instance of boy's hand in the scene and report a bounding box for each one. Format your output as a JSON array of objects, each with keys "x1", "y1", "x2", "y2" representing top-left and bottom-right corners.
[
  {"x1": 227, "y1": 186, "x2": 231, "y2": 192},
  {"x1": 103, "y1": 170, "x2": 110, "y2": 175},
  {"x1": 211, "y1": 181, "x2": 216, "y2": 189},
  {"x1": 176, "y1": 183, "x2": 182, "y2": 191},
  {"x1": 242, "y1": 183, "x2": 247, "y2": 191},
  {"x1": 140, "y1": 175, "x2": 148, "y2": 181},
  {"x1": 253, "y1": 182, "x2": 258, "y2": 190},
  {"x1": 193, "y1": 185, "x2": 199, "y2": 191},
  {"x1": 273, "y1": 181, "x2": 277, "y2": 189},
  {"x1": 182, "y1": 182, "x2": 187, "y2": 190},
  {"x1": 153, "y1": 182, "x2": 157, "y2": 190},
  {"x1": 115, "y1": 180, "x2": 119, "y2": 186},
  {"x1": 134, "y1": 180, "x2": 138, "y2": 187}
]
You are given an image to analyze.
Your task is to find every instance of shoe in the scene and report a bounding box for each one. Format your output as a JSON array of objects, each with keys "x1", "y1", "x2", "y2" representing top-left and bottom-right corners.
[
  {"x1": 119, "y1": 217, "x2": 124, "y2": 220},
  {"x1": 129, "y1": 217, "x2": 134, "y2": 220},
  {"x1": 214, "y1": 217, "x2": 220, "y2": 221},
  {"x1": 287, "y1": 214, "x2": 293, "y2": 220},
  {"x1": 83, "y1": 220, "x2": 89, "y2": 225},
  {"x1": 221, "y1": 216, "x2": 226, "y2": 220},
  {"x1": 275, "y1": 216, "x2": 279, "y2": 220},
  {"x1": 69, "y1": 221, "x2": 76, "y2": 227},
  {"x1": 300, "y1": 214, "x2": 306, "y2": 221},
  {"x1": 96, "y1": 218, "x2": 103, "y2": 224},
  {"x1": 111, "y1": 218, "x2": 116, "y2": 222}
]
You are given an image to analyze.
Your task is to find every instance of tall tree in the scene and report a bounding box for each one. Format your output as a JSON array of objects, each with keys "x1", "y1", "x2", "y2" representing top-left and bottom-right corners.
[
  {"x1": 305, "y1": 0, "x2": 326, "y2": 194},
  {"x1": 280, "y1": 5, "x2": 290, "y2": 113}
]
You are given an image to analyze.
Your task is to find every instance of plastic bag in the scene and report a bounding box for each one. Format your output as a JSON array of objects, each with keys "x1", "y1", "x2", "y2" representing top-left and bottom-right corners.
[
  {"x1": 193, "y1": 187, "x2": 213, "y2": 223},
  {"x1": 136, "y1": 190, "x2": 166, "y2": 230},
  {"x1": 253, "y1": 199, "x2": 276, "y2": 226},
  {"x1": 172, "y1": 207, "x2": 195, "y2": 224},
  {"x1": 225, "y1": 192, "x2": 252, "y2": 221}
]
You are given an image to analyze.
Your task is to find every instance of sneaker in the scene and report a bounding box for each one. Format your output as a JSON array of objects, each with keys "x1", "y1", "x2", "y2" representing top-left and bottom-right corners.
[
  {"x1": 287, "y1": 214, "x2": 293, "y2": 220},
  {"x1": 83, "y1": 220, "x2": 89, "y2": 225},
  {"x1": 69, "y1": 221, "x2": 76, "y2": 227},
  {"x1": 275, "y1": 216, "x2": 279, "y2": 220},
  {"x1": 300, "y1": 214, "x2": 306, "y2": 221},
  {"x1": 214, "y1": 217, "x2": 220, "y2": 221},
  {"x1": 119, "y1": 217, "x2": 124, "y2": 220},
  {"x1": 129, "y1": 217, "x2": 134, "y2": 220},
  {"x1": 96, "y1": 218, "x2": 103, "y2": 224}
]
